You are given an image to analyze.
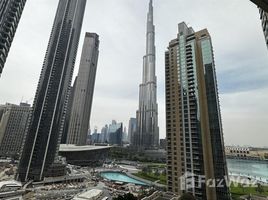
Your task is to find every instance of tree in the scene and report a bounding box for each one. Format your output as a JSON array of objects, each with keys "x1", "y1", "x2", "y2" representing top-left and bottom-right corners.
[
  {"x1": 113, "y1": 193, "x2": 137, "y2": 200},
  {"x1": 154, "y1": 168, "x2": 160, "y2": 177},
  {"x1": 142, "y1": 166, "x2": 150, "y2": 174},
  {"x1": 256, "y1": 183, "x2": 264, "y2": 194},
  {"x1": 179, "y1": 193, "x2": 196, "y2": 200}
]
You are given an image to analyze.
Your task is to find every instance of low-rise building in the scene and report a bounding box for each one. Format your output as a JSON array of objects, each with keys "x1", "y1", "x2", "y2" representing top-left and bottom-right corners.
[
  {"x1": 59, "y1": 144, "x2": 112, "y2": 166},
  {"x1": 73, "y1": 189, "x2": 103, "y2": 200},
  {"x1": 225, "y1": 146, "x2": 268, "y2": 160},
  {"x1": 0, "y1": 103, "x2": 31, "y2": 159}
]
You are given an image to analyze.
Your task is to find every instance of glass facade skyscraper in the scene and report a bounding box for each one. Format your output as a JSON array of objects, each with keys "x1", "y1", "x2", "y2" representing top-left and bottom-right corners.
[
  {"x1": 17, "y1": 0, "x2": 87, "y2": 182},
  {"x1": 0, "y1": 0, "x2": 26, "y2": 75},
  {"x1": 165, "y1": 22, "x2": 230, "y2": 200},
  {"x1": 135, "y1": 0, "x2": 159, "y2": 149}
]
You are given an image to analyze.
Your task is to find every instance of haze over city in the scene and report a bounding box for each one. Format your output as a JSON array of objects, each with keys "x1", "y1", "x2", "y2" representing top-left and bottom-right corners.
[{"x1": 0, "y1": 0, "x2": 267, "y2": 147}]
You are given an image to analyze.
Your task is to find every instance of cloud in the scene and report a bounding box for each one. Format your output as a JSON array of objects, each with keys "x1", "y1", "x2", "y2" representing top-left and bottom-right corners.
[
  {"x1": 0, "y1": 0, "x2": 267, "y2": 146},
  {"x1": 221, "y1": 86, "x2": 268, "y2": 147}
]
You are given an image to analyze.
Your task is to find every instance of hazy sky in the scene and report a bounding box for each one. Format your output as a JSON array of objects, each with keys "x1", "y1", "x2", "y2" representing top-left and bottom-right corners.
[{"x1": 0, "y1": 0, "x2": 267, "y2": 147}]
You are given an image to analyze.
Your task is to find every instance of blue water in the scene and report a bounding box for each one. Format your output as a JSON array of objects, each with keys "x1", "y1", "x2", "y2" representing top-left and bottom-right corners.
[
  {"x1": 227, "y1": 159, "x2": 268, "y2": 181},
  {"x1": 101, "y1": 172, "x2": 147, "y2": 185}
]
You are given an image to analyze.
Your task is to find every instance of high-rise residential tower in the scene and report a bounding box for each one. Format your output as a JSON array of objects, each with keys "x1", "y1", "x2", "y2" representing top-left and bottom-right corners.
[
  {"x1": 61, "y1": 77, "x2": 77, "y2": 144},
  {"x1": 134, "y1": 0, "x2": 159, "y2": 149},
  {"x1": 108, "y1": 120, "x2": 123, "y2": 146},
  {"x1": 250, "y1": 1, "x2": 268, "y2": 48},
  {"x1": 165, "y1": 22, "x2": 230, "y2": 200},
  {"x1": 66, "y1": 33, "x2": 99, "y2": 145},
  {"x1": 259, "y1": 9, "x2": 268, "y2": 48},
  {"x1": 100, "y1": 125, "x2": 108, "y2": 143},
  {"x1": 17, "y1": 0, "x2": 87, "y2": 182},
  {"x1": 0, "y1": 0, "x2": 26, "y2": 75},
  {"x1": 0, "y1": 103, "x2": 31, "y2": 159}
]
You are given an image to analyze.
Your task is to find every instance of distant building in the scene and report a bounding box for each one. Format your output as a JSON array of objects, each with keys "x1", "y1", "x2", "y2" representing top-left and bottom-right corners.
[
  {"x1": 100, "y1": 125, "x2": 108, "y2": 143},
  {"x1": 225, "y1": 146, "x2": 268, "y2": 160},
  {"x1": 0, "y1": 103, "x2": 31, "y2": 159},
  {"x1": 67, "y1": 33, "x2": 99, "y2": 145},
  {"x1": 159, "y1": 139, "x2": 166, "y2": 150},
  {"x1": 0, "y1": 0, "x2": 27, "y2": 75},
  {"x1": 165, "y1": 22, "x2": 230, "y2": 199},
  {"x1": 122, "y1": 126, "x2": 128, "y2": 142},
  {"x1": 17, "y1": 0, "x2": 87, "y2": 182},
  {"x1": 91, "y1": 132, "x2": 101, "y2": 144},
  {"x1": 128, "y1": 118, "x2": 136, "y2": 145},
  {"x1": 108, "y1": 120, "x2": 123, "y2": 146}
]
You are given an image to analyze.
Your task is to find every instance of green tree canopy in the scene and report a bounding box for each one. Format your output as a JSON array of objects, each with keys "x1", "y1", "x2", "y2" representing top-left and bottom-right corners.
[{"x1": 179, "y1": 193, "x2": 196, "y2": 200}]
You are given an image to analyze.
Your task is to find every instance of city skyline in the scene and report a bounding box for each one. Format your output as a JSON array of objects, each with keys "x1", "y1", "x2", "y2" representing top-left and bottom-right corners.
[{"x1": 0, "y1": 0, "x2": 267, "y2": 147}]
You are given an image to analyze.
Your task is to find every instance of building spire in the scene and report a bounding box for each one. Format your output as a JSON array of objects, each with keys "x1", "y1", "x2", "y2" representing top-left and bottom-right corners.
[
  {"x1": 148, "y1": 0, "x2": 153, "y2": 21},
  {"x1": 134, "y1": 0, "x2": 159, "y2": 149}
]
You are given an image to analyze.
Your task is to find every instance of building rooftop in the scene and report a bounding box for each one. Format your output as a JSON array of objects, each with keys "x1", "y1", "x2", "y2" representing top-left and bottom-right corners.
[
  {"x1": 59, "y1": 144, "x2": 111, "y2": 152},
  {"x1": 73, "y1": 189, "x2": 103, "y2": 200},
  {"x1": 0, "y1": 180, "x2": 22, "y2": 190}
]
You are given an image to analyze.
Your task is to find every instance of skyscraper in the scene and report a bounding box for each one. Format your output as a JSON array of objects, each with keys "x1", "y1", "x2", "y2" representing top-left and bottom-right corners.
[
  {"x1": 17, "y1": 0, "x2": 87, "y2": 182},
  {"x1": 67, "y1": 33, "x2": 99, "y2": 145},
  {"x1": 61, "y1": 77, "x2": 77, "y2": 144},
  {"x1": 100, "y1": 124, "x2": 108, "y2": 143},
  {"x1": 259, "y1": 9, "x2": 268, "y2": 48},
  {"x1": 250, "y1": 1, "x2": 268, "y2": 48},
  {"x1": 0, "y1": 0, "x2": 27, "y2": 75},
  {"x1": 128, "y1": 117, "x2": 136, "y2": 145},
  {"x1": 108, "y1": 120, "x2": 123, "y2": 146},
  {"x1": 134, "y1": 0, "x2": 159, "y2": 149},
  {"x1": 165, "y1": 22, "x2": 230, "y2": 200},
  {"x1": 0, "y1": 103, "x2": 31, "y2": 159}
]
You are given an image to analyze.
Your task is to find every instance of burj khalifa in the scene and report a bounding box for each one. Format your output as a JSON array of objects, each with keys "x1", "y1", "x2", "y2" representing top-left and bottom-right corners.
[{"x1": 134, "y1": 0, "x2": 159, "y2": 149}]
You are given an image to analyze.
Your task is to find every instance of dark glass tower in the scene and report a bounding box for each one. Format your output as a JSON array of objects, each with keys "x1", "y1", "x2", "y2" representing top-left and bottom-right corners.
[
  {"x1": 250, "y1": 1, "x2": 268, "y2": 49},
  {"x1": 259, "y1": 9, "x2": 268, "y2": 48},
  {"x1": 17, "y1": 0, "x2": 87, "y2": 182},
  {"x1": 0, "y1": 0, "x2": 26, "y2": 75},
  {"x1": 165, "y1": 22, "x2": 230, "y2": 200}
]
